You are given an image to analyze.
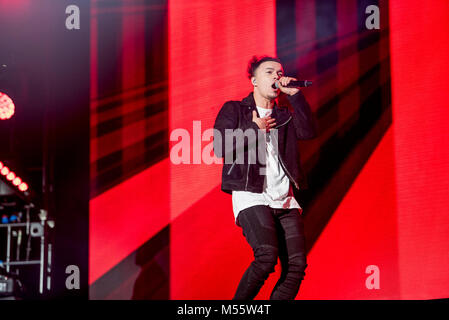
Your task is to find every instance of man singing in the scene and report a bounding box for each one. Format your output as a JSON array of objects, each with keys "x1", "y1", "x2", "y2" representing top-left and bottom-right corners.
[{"x1": 213, "y1": 56, "x2": 317, "y2": 300}]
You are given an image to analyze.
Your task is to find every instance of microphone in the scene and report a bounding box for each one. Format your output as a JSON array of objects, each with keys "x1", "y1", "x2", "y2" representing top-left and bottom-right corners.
[{"x1": 272, "y1": 80, "x2": 313, "y2": 89}]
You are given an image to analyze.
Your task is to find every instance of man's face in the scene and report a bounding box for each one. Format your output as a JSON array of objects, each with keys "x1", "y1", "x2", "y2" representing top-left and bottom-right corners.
[{"x1": 252, "y1": 61, "x2": 284, "y2": 100}]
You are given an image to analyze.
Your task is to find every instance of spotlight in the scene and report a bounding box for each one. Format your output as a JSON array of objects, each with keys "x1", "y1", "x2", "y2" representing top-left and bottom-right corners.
[
  {"x1": 18, "y1": 183, "x2": 28, "y2": 192},
  {"x1": 6, "y1": 171, "x2": 15, "y2": 181},
  {"x1": 0, "y1": 92, "x2": 15, "y2": 120},
  {"x1": 1, "y1": 166, "x2": 9, "y2": 176},
  {"x1": 0, "y1": 162, "x2": 29, "y2": 195},
  {"x1": 12, "y1": 177, "x2": 21, "y2": 186}
]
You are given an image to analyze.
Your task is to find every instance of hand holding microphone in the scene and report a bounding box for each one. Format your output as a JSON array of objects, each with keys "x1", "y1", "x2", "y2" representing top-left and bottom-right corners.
[{"x1": 273, "y1": 77, "x2": 313, "y2": 96}]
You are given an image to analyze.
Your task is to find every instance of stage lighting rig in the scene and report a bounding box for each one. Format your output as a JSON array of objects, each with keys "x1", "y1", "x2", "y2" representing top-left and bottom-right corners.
[
  {"x1": 0, "y1": 161, "x2": 29, "y2": 199},
  {"x1": 0, "y1": 161, "x2": 54, "y2": 298}
]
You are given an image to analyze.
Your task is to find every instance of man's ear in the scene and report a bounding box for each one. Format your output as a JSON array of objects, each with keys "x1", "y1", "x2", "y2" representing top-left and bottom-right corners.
[{"x1": 251, "y1": 77, "x2": 256, "y2": 86}]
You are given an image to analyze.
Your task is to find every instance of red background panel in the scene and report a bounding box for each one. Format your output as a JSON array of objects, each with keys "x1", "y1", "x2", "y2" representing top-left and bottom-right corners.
[
  {"x1": 298, "y1": 126, "x2": 400, "y2": 299},
  {"x1": 390, "y1": 0, "x2": 449, "y2": 299},
  {"x1": 89, "y1": 159, "x2": 170, "y2": 284},
  {"x1": 168, "y1": 0, "x2": 277, "y2": 299},
  {"x1": 299, "y1": 0, "x2": 449, "y2": 299}
]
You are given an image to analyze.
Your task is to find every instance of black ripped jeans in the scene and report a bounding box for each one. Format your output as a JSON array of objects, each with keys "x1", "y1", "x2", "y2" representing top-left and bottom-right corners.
[{"x1": 233, "y1": 205, "x2": 307, "y2": 300}]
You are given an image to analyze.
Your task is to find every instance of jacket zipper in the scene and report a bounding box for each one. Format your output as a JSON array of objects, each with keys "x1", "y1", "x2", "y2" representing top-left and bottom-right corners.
[
  {"x1": 226, "y1": 155, "x2": 250, "y2": 190},
  {"x1": 278, "y1": 154, "x2": 299, "y2": 190},
  {"x1": 226, "y1": 157, "x2": 250, "y2": 191},
  {"x1": 227, "y1": 159, "x2": 237, "y2": 175},
  {"x1": 274, "y1": 115, "x2": 292, "y2": 129},
  {"x1": 270, "y1": 117, "x2": 300, "y2": 190},
  {"x1": 245, "y1": 163, "x2": 250, "y2": 190}
]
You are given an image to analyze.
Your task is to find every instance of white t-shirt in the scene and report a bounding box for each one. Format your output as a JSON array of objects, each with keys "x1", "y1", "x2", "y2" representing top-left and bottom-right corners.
[{"x1": 232, "y1": 106, "x2": 302, "y2": 225}]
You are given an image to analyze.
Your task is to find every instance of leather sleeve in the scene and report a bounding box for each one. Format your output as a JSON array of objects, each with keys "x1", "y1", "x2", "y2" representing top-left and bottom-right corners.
[{"x1": 286, "y1": 91, "x2": 318, "y2": 140}]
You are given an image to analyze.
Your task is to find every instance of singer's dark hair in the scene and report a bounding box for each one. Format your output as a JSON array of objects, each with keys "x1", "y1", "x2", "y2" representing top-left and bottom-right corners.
[{"x1": 247, "y1": 55, "x2": 282, "y2": 80}]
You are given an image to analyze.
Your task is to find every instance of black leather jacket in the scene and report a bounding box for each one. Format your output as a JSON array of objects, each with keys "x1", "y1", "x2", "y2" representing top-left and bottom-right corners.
[{"x1": 213, "y1": 91, "x2": 317, "y2": 195}]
